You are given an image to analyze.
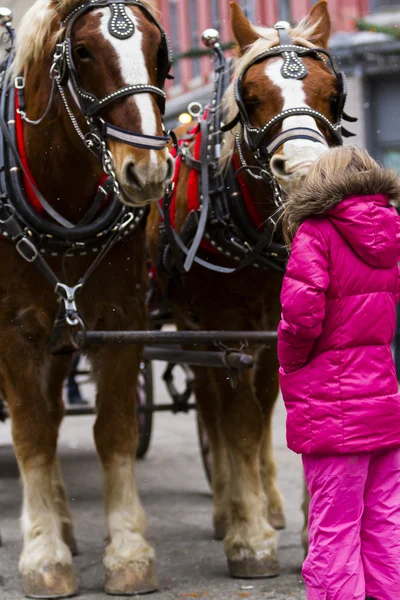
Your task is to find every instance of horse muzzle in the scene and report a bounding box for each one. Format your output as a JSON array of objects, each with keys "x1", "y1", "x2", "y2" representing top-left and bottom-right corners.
[{"x1": 116, "y1": 150, "x2": 175, "y2": 206}]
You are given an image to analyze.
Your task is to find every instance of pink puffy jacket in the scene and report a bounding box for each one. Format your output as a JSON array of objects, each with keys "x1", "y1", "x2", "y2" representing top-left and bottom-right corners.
[{"x1": 278, "y1": 188, "x2": 400, "y2": 455}]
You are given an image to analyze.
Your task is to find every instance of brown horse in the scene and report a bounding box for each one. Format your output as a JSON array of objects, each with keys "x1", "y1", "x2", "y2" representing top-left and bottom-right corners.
[
  {"x1": 147, "y1": 0, "x2": 341, "y2": 578},
  {"x1": 1, "y1": 0, "x2": 173, "y2": 596}
]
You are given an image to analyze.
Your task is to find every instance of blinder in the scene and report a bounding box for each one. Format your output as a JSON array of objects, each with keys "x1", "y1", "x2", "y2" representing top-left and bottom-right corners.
[{"x1": 61, "y1": 0, "x2": 172, "y2": 89}]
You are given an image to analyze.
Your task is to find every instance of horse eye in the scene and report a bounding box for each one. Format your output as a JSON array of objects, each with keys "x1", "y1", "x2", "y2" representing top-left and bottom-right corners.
[{"x1": 76, "y1": 46, "x2": 92, "y2": 60}]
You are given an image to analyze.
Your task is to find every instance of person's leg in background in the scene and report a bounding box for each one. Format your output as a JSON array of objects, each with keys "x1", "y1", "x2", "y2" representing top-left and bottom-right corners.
[
  {"x1": 67, "y1": 353, "x2": 88, "y2": 405},
  {"x1": 361, "y1": 447, "x2": 400, "y2": 600},
  {"x1": 302, "y1": 453, "x2": 369, "y2": 600}
]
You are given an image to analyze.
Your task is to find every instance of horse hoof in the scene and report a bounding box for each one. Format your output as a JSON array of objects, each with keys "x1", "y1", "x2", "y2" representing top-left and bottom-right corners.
[
  {"x1": 105, "y1": 560, "x2": 159, "y2": 596},
  {"x1": 22, "y1": 563, "x2": 77, "y2": 599},
  {"x1": 228, "y1": 553, "x2": 280, "y2": 579},
  {"x1": 268, "y1": 509, "x2": 286, "y2": 531}
]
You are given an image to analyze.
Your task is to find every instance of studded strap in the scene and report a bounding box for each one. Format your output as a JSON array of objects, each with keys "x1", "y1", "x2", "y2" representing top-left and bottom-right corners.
[{"x1": 86, "y1": 84, "x2": 166, "y2": 116}]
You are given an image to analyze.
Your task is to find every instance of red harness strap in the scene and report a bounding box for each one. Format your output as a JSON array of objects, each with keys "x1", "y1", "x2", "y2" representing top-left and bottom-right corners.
[
  {"x1": 15, "y1": 90, "x2": 109, "y2": 216},
  {"x1": 15, "y1": 89, "x2": 43, "y2": 213},
  {"x1": 187, "y1": 128, "x2": 201, "y2": 215},
  {"x1": 159, "y1": 120, "x2": 263, "y2": 259}
]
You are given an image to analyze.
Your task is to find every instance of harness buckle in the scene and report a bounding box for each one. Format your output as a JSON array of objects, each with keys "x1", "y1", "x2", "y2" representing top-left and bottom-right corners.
[
  {"x1": 16, "y1": 237, "x2": 38, "y2": 262},
  {"x1": 50, "y1": 43, "x2": 66, "y2": 81},
  {"x1": 85, "y1": 131, "x2": 102, "y2": 151},
  {"x1": 120, "y1": 212, "x2": 134, "y2": 230},
  {"x1": 14, "y1": 76, "x2": 24, "y2": 89},
  {"x1": 0, "y1": 203, "x2": 15, "y2": 224},
  {"x1": 55, "y1": 283, "x2": 83, "y2": 326},
  {"x1": 230, "y1": 236, "x2": 248, "y2": 253}
]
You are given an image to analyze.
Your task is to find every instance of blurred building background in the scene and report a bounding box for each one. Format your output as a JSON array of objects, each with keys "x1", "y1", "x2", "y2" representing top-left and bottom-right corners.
[
  {"x1": 3, "y1": 0, "x2": 400, "y2": 169},
  {"x1": 160, "y1": 0, "x2": 369, "y2": 117}
]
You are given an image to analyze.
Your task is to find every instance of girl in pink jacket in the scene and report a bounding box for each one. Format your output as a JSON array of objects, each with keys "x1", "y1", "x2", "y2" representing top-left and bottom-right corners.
[{"x1": 278, "y1": 146, "x2": 400, "y2": 600}]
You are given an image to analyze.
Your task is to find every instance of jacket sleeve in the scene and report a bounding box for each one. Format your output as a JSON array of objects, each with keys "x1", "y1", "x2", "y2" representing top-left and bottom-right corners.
[
  {"x1": 278, "y1": 220, "x2": 330, "y2": 373},
  {"x1": 396, "y1": 264, "x2": 400, "y2": 303}
]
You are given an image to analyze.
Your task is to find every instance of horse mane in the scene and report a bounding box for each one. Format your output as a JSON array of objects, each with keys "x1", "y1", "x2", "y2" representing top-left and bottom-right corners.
[
  {"x1": 13, "y1": 0, "x2": 158, "y2": 76},
  {"x1": 219, "y1": 17, "x2": 321, "y2": 170}
]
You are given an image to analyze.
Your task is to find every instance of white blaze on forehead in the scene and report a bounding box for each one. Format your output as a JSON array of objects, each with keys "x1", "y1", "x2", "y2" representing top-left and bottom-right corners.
[
  {"x1": 265, "y1": 57, "x2": 326, "y2": 153},
  {"x1": 97, "y1": 7, "x2": 157, "y2": 139}
]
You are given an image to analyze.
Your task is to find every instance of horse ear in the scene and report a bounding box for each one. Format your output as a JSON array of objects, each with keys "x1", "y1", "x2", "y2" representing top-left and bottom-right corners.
[
  {"x1": 307, "y1": 0, "x2": 331, "y2": 48},
  {"x1": 230, "y1": 2, "x2": 258, "y2": 54}
]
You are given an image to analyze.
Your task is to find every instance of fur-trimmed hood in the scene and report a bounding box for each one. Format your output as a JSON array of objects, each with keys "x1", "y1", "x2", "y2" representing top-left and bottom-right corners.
[
  {"x1": 285, "y1": 167, "x2": 400, "y2": 230},
  {"x1": 285, "y1": 167, "x2": 400, "y2": 268}
]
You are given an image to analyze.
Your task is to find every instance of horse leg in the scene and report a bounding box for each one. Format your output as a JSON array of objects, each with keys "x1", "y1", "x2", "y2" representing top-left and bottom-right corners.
[
  {"x1": 46, "y1": 355, "x2": 78, "y2": 556},
  {"x1": 6, "y1": 349, "x2": 76, "y2": 598},
  {"x1": 52, "y1": 458, "x2": 78, "y2": 556},
  {"x1": 193, "y1": 365, "x2": 230, "y2": 540},
  {"x1": 253, "y1": 346, "x2": 286, "y2": 530},
  {"x1": 214, "y1": 367, "x2": 279, "y2": 578},
  {"x1": 92, "y1": 345, "x2": 157, "y2": 595}
]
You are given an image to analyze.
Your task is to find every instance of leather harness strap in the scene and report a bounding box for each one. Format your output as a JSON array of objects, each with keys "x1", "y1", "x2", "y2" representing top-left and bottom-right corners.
[{"x1": 0, "y1": 20, "x2": 147, "y2": 353}]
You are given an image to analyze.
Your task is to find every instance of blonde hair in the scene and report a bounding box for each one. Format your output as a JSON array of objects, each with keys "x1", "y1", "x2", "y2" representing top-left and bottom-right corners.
[
  {"x1": 301, "y1": 146, "x2": 380, "y2": 190},
  {"x1": 283, "y1": 146, "x2": 387, "y2": 244}
]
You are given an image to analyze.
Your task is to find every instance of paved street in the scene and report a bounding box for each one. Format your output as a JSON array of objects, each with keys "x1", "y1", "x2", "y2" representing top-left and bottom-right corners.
[{"x1": 0, "y1": 362, "x2": 306, "y2": 600}]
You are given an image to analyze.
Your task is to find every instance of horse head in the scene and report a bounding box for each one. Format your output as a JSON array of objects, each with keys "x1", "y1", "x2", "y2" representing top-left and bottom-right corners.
[
  {"x1": 15, "y1": 0, "x2": 174, "y2": 206},
  {"x1": 223, "y1": 1, "x2": 342, "y2": 193}
]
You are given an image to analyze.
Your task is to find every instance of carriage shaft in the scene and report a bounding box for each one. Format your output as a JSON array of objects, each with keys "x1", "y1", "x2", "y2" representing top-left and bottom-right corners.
[
  {"x1": 78, "y1": 330, "x2": 277, "y2": 346},
  {"x1": 142, "y1": 346, "x2": 254, "y2": 370}
]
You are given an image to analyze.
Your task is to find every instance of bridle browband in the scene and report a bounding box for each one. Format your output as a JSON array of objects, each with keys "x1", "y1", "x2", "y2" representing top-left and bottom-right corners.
[
  {"x1": 17, "y1": 0, "x2": 172, "y2": 194},
  {"x1": 222, "y1": 23, "x2": 356, "y2": 171}
]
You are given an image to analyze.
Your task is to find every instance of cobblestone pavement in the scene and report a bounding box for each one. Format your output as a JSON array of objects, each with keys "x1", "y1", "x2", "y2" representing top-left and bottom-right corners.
[{"x1": 0, "y1": 361, "x2": 306, "y2": 600}]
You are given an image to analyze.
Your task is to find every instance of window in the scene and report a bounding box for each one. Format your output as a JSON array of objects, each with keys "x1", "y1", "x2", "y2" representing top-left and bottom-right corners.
[
  {"x1": 241, "y1": 0, "x2": 256, "y2": 23},
  {"x1": 169, "y1": 0, "x2": 181, "y2": 85},
  {"x1": 371, "y1": 0, "x2": 400, "y2": 7},
  {"x1": 210, "y1": 0, "x2": 220, "y2": 31},
  {"x1": 279, "y1": 0, "x2": 291, "y2": 22},
  {"x1": 188, "y1": 0, "x2": 200, "y2": 78}
]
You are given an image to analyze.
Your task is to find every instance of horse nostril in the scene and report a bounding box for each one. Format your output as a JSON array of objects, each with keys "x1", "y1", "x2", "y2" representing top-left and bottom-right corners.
[
  {"x1": 167, "y1": 155, "x2": 174, "y2": 181},
  {"x1": 124, "y1": 162, "x2": 144, "y2": 191},
  {"x1": 270, "y1": 155, "x2": 288, "y2": 178},
  {"x1": 166, "y1": 155, "x2": 175, "y2": 183}
]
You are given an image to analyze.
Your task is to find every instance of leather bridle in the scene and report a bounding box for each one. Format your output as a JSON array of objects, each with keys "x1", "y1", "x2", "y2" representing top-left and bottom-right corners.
[
  {"x1": 222, "y1": 23, "x2": 357, "y2": 202},
  {"x1": 17, "y1": 0, "x2": 172, "y2": 194},
  {"x1": 0, "y1": 3, "x2": 173, "y2": 351},
  {"x1": 158, "y1": 23, "x2": 357, "y2": 276}
]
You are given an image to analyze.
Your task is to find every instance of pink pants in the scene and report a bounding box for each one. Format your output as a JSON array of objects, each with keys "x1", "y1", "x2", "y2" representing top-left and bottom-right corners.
[{"x1": 302, "y1": 448, "x2": 400, "y2": 600}]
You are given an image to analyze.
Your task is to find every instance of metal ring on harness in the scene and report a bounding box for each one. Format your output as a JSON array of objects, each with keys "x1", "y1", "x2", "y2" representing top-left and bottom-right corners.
[{"x1": 68, "y1": 316, "x2": 87, "y2": 351}]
